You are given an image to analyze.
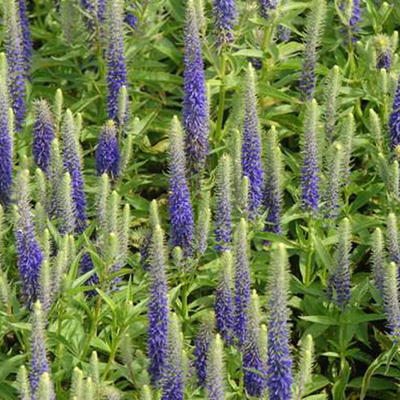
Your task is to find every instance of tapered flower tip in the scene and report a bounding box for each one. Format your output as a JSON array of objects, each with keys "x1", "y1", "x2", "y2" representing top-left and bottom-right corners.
[
  {"x1": 237, "y1": 218, "x2": 247, "y2": 241},
  {"x1": 388, "y1": 212, "x2": 397, "y2": 223},
  {"x1": 152, "y1": 224, "x2": 164, "y2": 248},
  {"x1": 294, "y1": 334, "x2": 314, "y2": 398},
  {"x1": 117, "y1": 85, "x2": 128, "y2": 124},
  {"x1": 17, "y1": 169, "x2": 30, "y2": 197},
  {"x1": 386, "y1": 261, "x2": 398, "y2": 280},
  {"x1": 37, "y1": 372, "x2": 52, "y2": 399},
  {"x1": 141, "y1": 385, "x2": 152, "y2": 400},
  {"x1": 394, "y1": 145, "x2": 400, "y2": 159},
  {"x1": 96, "y1": 120, "x2": 120, "y2": 178},
  {"x1": 384, "y1": 261, "x2": 400, "y2": 340},
  {"x1": 75, "y1": 113, "x2": 83, "y2": 133},
  {"x1": 304, "y1": 99, "x2": 319, "y2": 139},
  {"x1": 334, "y1": 142, "x2": 342, "y2": 152},
  {"x1": 260, "y1": 323, "x2": 268, "y2": 344},
  {"x1": 274, "y1": 243, "x2": 288, "y2": 277},
  {"x1": 167, "y1": 311, "x2": 183, "y2": 359},
  {"x1": 206, "y1": 333, "x2": 225, "y2": 398},
  {"x1": 17, "y1": 365, "x2": 30, "y2": 400},
  {"x1": 172, "y1": 246, "x2": 183, "y2": 265},
  {"x1": 375, "y1": 34, "x2": 391, "y2": 49},
  {"x1": 0, "y1": 53, "x2": 7, "y2": 76},
  {"x1": 8, "y1": 105, "x2": 15, "y2": 126},
  {"x1": 342, "y1": 217, "x2": 350, "y2": 231},
  {"x1": 33, "y1": 299, "x2": 43, "y2": 315},
  {"x1": 65, "y1": 108, "x2": 74, "y2": 126},
  {"x1": 220, "y1": 249, "x2": 233, "y2": 272},
  {"x1": 246, "y1": 63, "x2": 256, "y2": 90},
  {"x1": 211, "y1": 333, "x2": 223, "y2": 361},
  {"x1": 302, "y1": 333, "x2": 313, "y2": 349},
  {"x1": 55, "y1": 89, "x2": 63, "y2": 120},
  {"x1": 149, "y1": 200, "x2": 160, "y2": 229},
  {"x1": 377, "y1": 152, "x2": 385, "y2": 162},
  {"x1": 172, "y1": 114, "x2": 180, "y2": 129},
  {"x1": 89, "y1": 351, "x2": 100, "y2": 386},
  {"x1": 85, "y1": 377, "x2": 95, "y2": 398},
  {"x1": 220, "y1": 250, "x2": 233, "y2": 282},
  {"x1": 337, "y1": 218, "x2": 352, "y2": 251},
  {"x1": 310, "y1": 98, "x2": 318, "y2": 111},
  {"x1": 250, "y1": 289, "x2": 260, "y2": 317},
  {"x1": 105, "y1": 119, "x2": 115, "y2": 130},
  {"x1": 298, "y1": 334, "x2": 314, "y2": 371},
  {"x1": 70, "y1": 367, "x2": 83, "y2": 399},
  {"x1": 105, "y1": 231, "x2": 118, "y2": 259}
]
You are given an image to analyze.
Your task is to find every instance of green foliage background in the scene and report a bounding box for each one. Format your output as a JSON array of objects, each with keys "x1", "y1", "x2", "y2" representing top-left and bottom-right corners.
[{"x1": 1, "y1": 0, "x2": 400, "y2": 399}]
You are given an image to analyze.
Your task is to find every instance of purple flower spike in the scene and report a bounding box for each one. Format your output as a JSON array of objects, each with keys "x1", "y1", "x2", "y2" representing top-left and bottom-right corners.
[
  {"x1": 375, "y1": 34, "x2": 392, "y2": 70},
  {"x1": 96, "y1": 120, "x2": 120, "y2": 179},
  {"x1": 323, "y1": 142, "x2": 343, "y2": 219},
  {"x1": 301, "y1": 100, "x2": 320, "y2": 213},
  {"x1": 258, "y1": 0, "x2": 277, "y2": 19},
  {"x1": 29, "y1": 301, "x2": 50, "y2": 400},
  {"x1": 215, "y1": 154, "x2": 232, "y2": 252},
  {"x1": 168, "y1": 116, "x2": 195, "y2": 257},
  {"x1": 0, "y1": 55, "x2": 13, "y2": 206},
  {"x1": 241, "y1": 64, "x2": 264, "y2": 218},
  {"x1": 147, "y1": 225, "x2": 170, "y2": 385},
  {"x1": 215, "y1": 251, "x2": 235, "y2": 344},
  {"x1": 328, "y1": 218, "x2": 352, "y2": 308},
  {"x1": 3, "y1": 0, "x2": 27, "y2": 132},
  {"x1": 16, "y1": 0, "x2": 32, "y2": 72},
  {"x1": 97, "y1": 0, "x2": 106, "y2": 23},
  {"x1": 233, "y1": 219, "x2": 251, "y2": 346},
  {"x1": 299, "y1": 0, "x2": 326, "y2": 100},
  {"x1": 266, "y1": 244, "x2": 292, "y2": 400},
  {"x1": 183, "y1": 0, "x2": 209, "y2": 175},
  {"x1": 105, "y1": 0, "x2": 128, "y2": 122},
  {"x1": 264, "y1": 126, "x2": 282, "y2": 234},
  {"x1": 205, "y1": 334, "x2": 226, "y2": 400},
  {"x1": 383, "y1": 262, "x2": 400, "y2": 342},
  {"x1": 339, "y1": 0, "x2": 361, "y2": 42},
  {"x1": 213, "y1": 0, "x2": 237, "y2": 46},
  {"x1": 61, "y1": 110, "x2": 87, "y2": 233},
  {"x1": 80, "y1": 252, "x2": 99, "y2": 297},
  {"x1": 194, "y1": 317, "x2": 214, "y2": 386},
  {"x1": 386, "y1": 213, "x2": 400, "y2": 266},
  {"x1": 389, "y1": 76, "x2": 400, "y2": 150},
  {"x1": 243, "y1": 291, "x2": 266, "y2": 397},
  {"x1": 349, "y1": 0, "x2": 361, "y2": 38},
  {"x1": 15, "y1": 170, "x2": 43, "y2": 306},
  {"x1": 371, "y1": 228, "x2": 385, "y2": 296},
  {"x1": 161, "y1": 313, "x2": 184, "y2": 400},
  {"x1": 33, "y1": 100, "x2": 55, "y2": 173},
  {"x1": 377, "y1": 51, "x2": 391, "y2": 70}
]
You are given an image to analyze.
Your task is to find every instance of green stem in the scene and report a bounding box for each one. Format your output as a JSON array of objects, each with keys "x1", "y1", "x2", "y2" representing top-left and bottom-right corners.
[
  {"x1": 215, "y1": 52, "x2": 227, "y2": 144},
  {"x1": 339, "y1": 321, "x2": 348, "y2": 369},
  {"x1": 182, "y1": 281, "x2": 189, "y2": 321},
  {"x1": 261, "y1": 15, "x2": 276, "y2": 81},
  {"x1": 102, "y1": 331, "x2": 120, "y2": 379},
  {"x1": 262, "y1": 24, "x2": 273, "y2": 54},
  {"x1": 55, "y1": 301, "x2": 65, "y2": 393},
  {"x1": 304, "y1": 217, "x2": 314, "y2": 286},
  {"x1": 81, "y1": 296, "x2": 102, "y2": 360}
]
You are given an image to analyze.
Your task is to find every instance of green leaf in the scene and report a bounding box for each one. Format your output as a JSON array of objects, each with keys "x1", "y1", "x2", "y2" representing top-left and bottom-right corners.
[
  {"x1": 300, "y1": 315, "x2": 338, "y2": 325},
  {"x1": 332, "y1": 361, "x2": 350, "y2": 400}
]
